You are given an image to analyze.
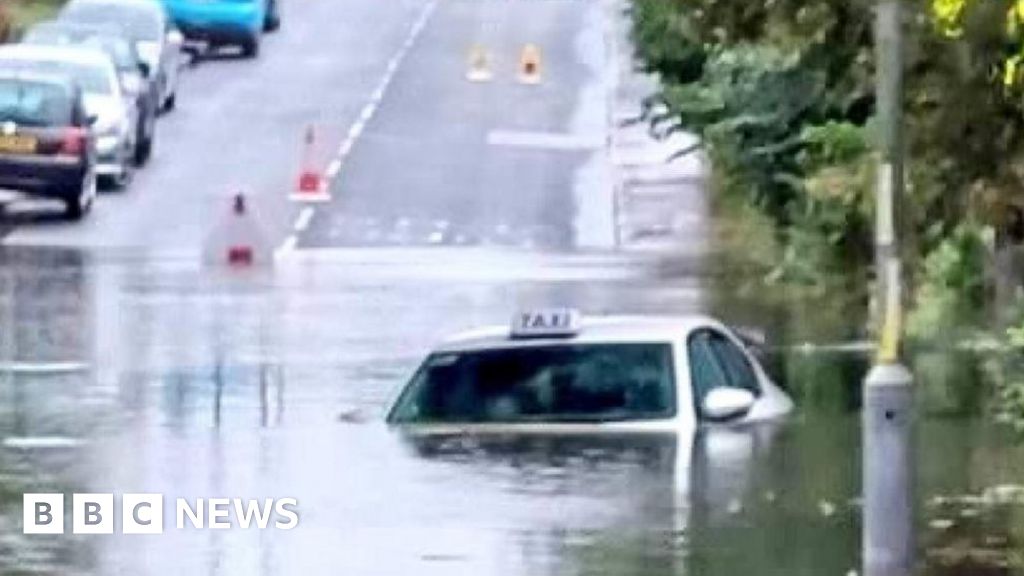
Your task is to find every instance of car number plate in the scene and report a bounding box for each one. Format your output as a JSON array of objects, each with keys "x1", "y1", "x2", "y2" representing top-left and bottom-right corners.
[{"x1": 0, "y1": 135, "x2": 37, "y2": 154}]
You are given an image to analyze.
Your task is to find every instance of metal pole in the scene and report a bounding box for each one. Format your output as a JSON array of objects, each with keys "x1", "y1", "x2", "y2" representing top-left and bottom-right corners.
[
  {"x1": 864, "y1": 2, "x2": 914, "y2": 576},
  {"x1": 875, "y1": 0, "x2": 904, "y2": 337}
]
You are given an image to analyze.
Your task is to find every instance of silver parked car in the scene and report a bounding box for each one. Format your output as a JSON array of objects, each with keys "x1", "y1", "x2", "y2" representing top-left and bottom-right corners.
[
  {"x1": 23, "y1": 21, "x2": 159, "y2": 166},
  {"x1": 0, "y1": 44, "x2": 137, "y2": 188},
  {"x1": 60, "y1": 0, "x2": 182, "y2": 113}
]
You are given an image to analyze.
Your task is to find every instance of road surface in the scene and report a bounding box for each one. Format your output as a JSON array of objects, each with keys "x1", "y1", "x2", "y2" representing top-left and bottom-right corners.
[
  {"x1": 0, "y1": 0, "x2": 615, "y2": 253},
  {"x1": 0, "y1": 1, "x2": 705, "y2": 573}
]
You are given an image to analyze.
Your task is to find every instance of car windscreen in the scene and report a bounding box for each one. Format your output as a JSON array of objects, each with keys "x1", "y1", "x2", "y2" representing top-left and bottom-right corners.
[
  {"x1": 62, "y1": 3, "x2": 163, "y2": 42},
  {"x1": 0, "y1": 79, "x2": 72, "y2": 126},
  {"x1": 24, "y1": 32, "x2": 137, "y2": 72},
  {"x1": 387, "y1": 343, "x2": 677, "y2": 424},
  {"x1": 81, "y1": 37, "x2": 137, "y2": 71},
  {"x1": 0, "y1": 59, "x2": 112, "y2": 96}
]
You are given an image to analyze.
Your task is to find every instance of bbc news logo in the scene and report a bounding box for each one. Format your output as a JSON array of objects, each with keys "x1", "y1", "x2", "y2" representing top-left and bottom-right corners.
[{"x1": 23, "y1": 494, "x2": 299, "y2": 534}]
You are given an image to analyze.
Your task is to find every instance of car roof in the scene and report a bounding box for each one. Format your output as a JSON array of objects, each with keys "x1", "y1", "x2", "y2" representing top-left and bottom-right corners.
[
  {"x1": 0, "y1": 44, "x2": 113, "y2": 67},
  {"x1": 0, "y1": 69, "x2": 77, "y2": 91},
  {"x1": 435, "y1": 314, "x2": 726, "y2": 352},
  {"x1": 30, "y1": 20, "x2": 129, "y2": 39},
  {"x1": 26, "y1": 22, "x2": 138, "y2": 64},
  {"x1": 65, "y1": 0, "x2": 164, "y2": 13}
]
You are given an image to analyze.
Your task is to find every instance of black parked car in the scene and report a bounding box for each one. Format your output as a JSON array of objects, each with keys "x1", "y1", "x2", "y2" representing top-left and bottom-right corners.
[{"x1": 0, "y1": 71, "x2": 97, "y2": 219}]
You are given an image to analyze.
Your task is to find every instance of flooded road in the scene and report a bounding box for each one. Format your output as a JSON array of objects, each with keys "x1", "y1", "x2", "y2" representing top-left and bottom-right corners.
[{"x1": 0, "y1": 247, "x2": 1021, "y2": 576}]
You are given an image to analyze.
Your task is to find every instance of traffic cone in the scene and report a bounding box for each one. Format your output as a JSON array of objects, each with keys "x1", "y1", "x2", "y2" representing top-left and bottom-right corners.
[
  {"x1": 290, "y1": 125, "x2": 331, "y2": 203},
  {"x1": 518, "y1": 44, "x2": 542, "y2": 85},
  {"x1": 203, "y1": 193, "x2": 272, "y2": 267},
  {"x1": 466, "y1": 44, "x2": 493, "y2": 82}
]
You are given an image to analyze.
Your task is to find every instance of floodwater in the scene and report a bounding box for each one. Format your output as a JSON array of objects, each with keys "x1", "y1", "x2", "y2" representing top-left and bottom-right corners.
[{"x1": 0, "y1": 246, "x2": 1021, "y2": 576}]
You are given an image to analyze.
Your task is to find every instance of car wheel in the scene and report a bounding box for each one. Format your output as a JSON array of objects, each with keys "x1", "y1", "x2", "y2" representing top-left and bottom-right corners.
[
  {"x1": 111, "y1": 151, "x2": 134, "y2": 190},
  {"x1": 241, "y1": 34, "x2": 260, "y2": 58},
  {"x1": 134, "y1": 118, "x2": 155, "y2": 166},
  {"x1": 264, "y1": 0, "x2": 280, "y2": 31},
  {"x1": 163, "y1": 91, "x2": 176, "y2": 112},
  {"x1": 264, "y1": 12, "x2": 280, "y2": 32},
  {"x1": 65, "y1": 170, "x2": 96, "y2": 220}
]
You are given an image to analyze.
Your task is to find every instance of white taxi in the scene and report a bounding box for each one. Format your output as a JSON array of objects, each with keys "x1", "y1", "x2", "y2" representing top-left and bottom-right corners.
[{"x1": 386, "y1": 310, "x2": 793, "y2": 432}]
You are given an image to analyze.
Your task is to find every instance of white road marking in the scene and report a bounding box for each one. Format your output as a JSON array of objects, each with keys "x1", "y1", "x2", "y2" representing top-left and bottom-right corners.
[
  {"x1": 0, "y1": 361, "x2": 89, "y2": 374},
  {"x1": 276, "y1": 0, "x2": 437, "y2": 257},
  {"x1": 348, "y1": 120, "x2": 364, "y2": 140},
  {"x1": 275, "y1": 235, "x2": 298, "y2": 258},
  {"x1": 326, "y1": 158, "x2": 342, "y2": 178},
  {"x1": 294, "y1": 207, "x2": 315, "y2": 232},
  {"x1": 3, "y1": 436, "x2": 83, "y2": 450},
  {"x1": 277, "y1": 247, "x2": 652, "y2": 281},
  {"x1": 487, "y1": 130, "x2": 604, "y2": 151}
]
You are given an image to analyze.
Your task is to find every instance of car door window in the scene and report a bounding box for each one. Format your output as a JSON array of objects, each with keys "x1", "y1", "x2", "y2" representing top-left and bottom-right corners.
[
  {"x1": 688, "y1": 329, "x2": 761, "y2": 420},
  {"x1": 708, "y1": 332, "x2": 761, "y2": 397},
  {"x1": 688, "y1": 330, "x2": 729, "y2": 411}
]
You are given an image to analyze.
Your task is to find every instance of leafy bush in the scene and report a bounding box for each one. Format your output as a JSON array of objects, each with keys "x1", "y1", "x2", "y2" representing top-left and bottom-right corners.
[
  {"x1": 629, "y1": 0, "x2": 1024, "y2": 309},
  {"x1": 907, "y1": 224, "x2": 991, "y2": 340},
  {"x1": 985, "y1": 305, "x2": 1024, "y2": 434}
]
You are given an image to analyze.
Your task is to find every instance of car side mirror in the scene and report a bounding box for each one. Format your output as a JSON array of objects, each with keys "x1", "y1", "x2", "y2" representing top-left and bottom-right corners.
[
  {"x1": 167, "y1": 29, "x2": 184, "y2": 46},
  {"x1": 702, "y1": 388, "x2": 756, "y2": 422},
  {"x1": 138, "y1": 61, "x2": 151, "y2": 78}
]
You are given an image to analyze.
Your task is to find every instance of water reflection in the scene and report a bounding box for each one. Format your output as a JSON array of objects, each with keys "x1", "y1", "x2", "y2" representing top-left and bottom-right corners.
[
  {"x1": 397, "y1": 422, "x2": 801, "y2": 576},
  {"x1": 0, "y1": 247, "x2": 96, "y2": 575},
  {"x1": 0, "y1": 248, "x2": 1020, "y2": 575}
]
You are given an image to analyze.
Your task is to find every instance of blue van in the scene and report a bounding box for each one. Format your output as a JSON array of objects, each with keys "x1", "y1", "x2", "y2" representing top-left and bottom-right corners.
[{"x1": 160, "y1": 0, "x2": 279, "y2": 58}]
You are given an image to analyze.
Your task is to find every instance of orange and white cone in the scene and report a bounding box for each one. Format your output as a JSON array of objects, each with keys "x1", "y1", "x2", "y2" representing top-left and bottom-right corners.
[
  {"x1": 466, "y1": 44, "x2": 493, "y2": 82},
  {"x1": 290, "y1": 125, "x2": 331, "y2": 203},
  {"x1": 518, "y1": 44, "x2": 542, "y2": 85}
]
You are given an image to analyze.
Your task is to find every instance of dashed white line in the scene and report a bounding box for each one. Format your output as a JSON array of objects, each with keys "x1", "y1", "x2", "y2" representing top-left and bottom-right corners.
[
  {"x1": 0, "y1": 361, "x2": 89, "y2": 374},
  {"x1": 348, "y1": 120, "x2": 364, "y2": 140},
  {"x1": 294, "y1": 207, "x2": 315, "y2": 232},
  {"x1": 326, "y1": 159, "x2": 342, "y2": 179},
  {"x1": 277, "y1": 0, "x2": 437, "y2": 257},
  {"x1": 3, "y1": 436, "x2": 83, "y2": 450},
  {"x1": 275, "y1": 235, "x2": 298, "y2": 258}
]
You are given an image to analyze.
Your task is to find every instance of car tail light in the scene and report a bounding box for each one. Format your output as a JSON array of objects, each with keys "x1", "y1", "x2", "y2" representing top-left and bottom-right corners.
[{"x1": 60, "y1": 128, "x2": 86, "y2": 156}]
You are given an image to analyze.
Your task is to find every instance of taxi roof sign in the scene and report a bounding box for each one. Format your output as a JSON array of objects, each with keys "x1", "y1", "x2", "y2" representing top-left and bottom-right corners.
[{"x1": 511, "y1": 309, "x2": 581, "y2": 339}]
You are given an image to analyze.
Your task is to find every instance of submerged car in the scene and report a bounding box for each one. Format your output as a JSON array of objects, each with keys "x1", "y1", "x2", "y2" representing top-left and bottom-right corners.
[
  {"x1": 386, "y1": 310, "x2": 793, "y2": 432},
  {"x1": 159, "y1": 0, "x2": 276, "y2": 58},
  {"x1": 0, "y1": 44, "x2": 136, "y2": 188},
  {"x1": 23, "y1": 21, "x2": 159, "y2": 166},
  {"x1": 0, "y1": 71, "x2": 97, "y2": 219}
]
